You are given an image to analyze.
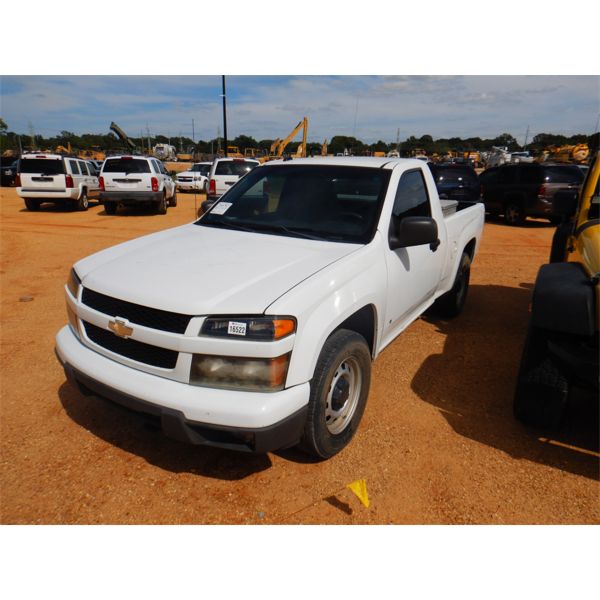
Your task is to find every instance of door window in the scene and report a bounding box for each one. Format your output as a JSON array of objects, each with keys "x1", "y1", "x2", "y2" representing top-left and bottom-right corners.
[
  {"x1": 392, "y1": 169, "x2": 431, "y2": 219},
  {"x1": 68, "y1": 160, "x2": 80, "y2": 175},
  {"x1": 80, "y1": 162, "x2": 90, "y2": 176}
]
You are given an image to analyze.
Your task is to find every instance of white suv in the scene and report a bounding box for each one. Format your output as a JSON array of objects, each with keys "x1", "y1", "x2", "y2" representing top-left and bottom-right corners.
[
  {"x1": 17, "y1": 153, "x2": 99, "y2": 211},
  {"x1": 202, "y1": 157, "x2": 259, "y2": 212},
  {"x1": 175, "y1": 162, "x2": 211, "y2": 192},
  {"x1": 99, "y1": 155, "x2": 177, "y2": 215}
]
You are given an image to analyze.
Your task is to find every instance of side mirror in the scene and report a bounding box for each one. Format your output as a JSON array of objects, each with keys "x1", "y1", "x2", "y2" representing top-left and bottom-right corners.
[
  {"x1": 389, "y1": 216, "x2": 439, "y2": 250},
  {"x1": 552, "y1": 189, "x2": 579, "y2": 218}
]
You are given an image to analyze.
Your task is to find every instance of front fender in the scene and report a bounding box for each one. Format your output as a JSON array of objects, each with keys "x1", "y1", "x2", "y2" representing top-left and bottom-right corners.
[{"x1": 267, "y1": 237, "x2": 387, "y2": 387}]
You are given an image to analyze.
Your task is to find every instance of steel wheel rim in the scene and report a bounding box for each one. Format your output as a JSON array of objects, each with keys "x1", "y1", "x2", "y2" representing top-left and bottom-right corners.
[
  {"x1": 325, "y1": 356, "x2": 362, "y2": 435},
  {"x1": 506, "y1": 205, "x2": 519, "y2": 222}
]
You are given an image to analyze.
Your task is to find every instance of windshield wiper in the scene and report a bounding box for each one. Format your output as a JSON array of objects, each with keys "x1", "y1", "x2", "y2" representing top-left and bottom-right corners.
[
  {"x1": 248, "y1": 223, "x2": 327, "y2": 240},
  {"x1": 200, "y1": 219, "x2": 254, "y2": 233}
]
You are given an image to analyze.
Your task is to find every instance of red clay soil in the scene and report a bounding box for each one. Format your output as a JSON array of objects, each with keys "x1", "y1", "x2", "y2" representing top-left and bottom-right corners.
[{"x1": 1, "y1": 186, "x2": 598, "y2": 524}]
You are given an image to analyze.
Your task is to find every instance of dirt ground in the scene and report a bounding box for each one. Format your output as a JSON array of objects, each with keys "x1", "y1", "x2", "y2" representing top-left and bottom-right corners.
[{"x1": 1, "y1": 186, "x2": 598, "y2": 524}]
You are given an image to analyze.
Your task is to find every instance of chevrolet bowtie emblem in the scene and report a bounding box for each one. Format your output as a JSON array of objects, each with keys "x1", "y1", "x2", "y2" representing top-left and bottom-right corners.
[{"x1": 108, "y1": 317, "x2": 133, "y2": 338}]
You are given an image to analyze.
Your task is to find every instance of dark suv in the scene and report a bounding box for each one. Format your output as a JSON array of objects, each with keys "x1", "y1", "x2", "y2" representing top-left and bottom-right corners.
[
  {"x1": 427, "y1": 163, "x2": 480, "y2": 202},
  {"x1": 479, "y1": 162, "x2": 584, "y2": 225}
]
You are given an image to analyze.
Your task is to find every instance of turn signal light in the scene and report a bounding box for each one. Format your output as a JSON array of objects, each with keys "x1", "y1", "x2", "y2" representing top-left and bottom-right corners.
[
  {"x1": 208, "y1": 179, "x2": 216, "y2": 195},
  {"x1": 15, "y1": 174, "x2": 21, "y2": 187},
  {"x1": 151, "y1": 177, "x2": 159, "y2": 192},
  {"x1": 538, "y1": 185, "x2": 546, "y2": 198},
  {"x1": 99, "y1": 176, "x2": 105, "y2": 191},
  {"x1": 65, "y1": 174, "x2": 74, "y2": 188}
]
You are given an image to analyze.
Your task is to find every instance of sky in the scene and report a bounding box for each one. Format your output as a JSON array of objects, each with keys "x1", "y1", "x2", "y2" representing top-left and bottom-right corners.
[{"x1": 1, "y1": 75, "x2": 598, "y2": 145}]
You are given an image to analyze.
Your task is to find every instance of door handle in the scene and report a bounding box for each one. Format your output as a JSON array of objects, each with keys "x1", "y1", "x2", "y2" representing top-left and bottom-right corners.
[{"x1": 430, "y1": 238, "x2": 441, "y2": 252}]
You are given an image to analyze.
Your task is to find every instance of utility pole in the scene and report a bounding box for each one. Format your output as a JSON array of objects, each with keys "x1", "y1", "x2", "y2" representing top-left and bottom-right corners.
[
  {"x1": 221, "y1": 76, "x2": 228, "y2": 157},
  {"x1": 396, "y1": 128, "x2": 400, "y2": 151},
  {"x1": 192, "y1": 119, "x2": 195, "y2": 144},
  {"x1": 146, "y1": 123, "x2": 151, "y2": 155},
  {"x1": 217, "y1": 125, "x2": 221, "y2": 154},
  {"x1": 524, "y1": 125, "x2": 530, "y2": 149},
  {"x1": 28, "y1": 121, "x2": 35, "y2": 150},
  {"x1": 17, "y1": 135, "x2": 22, "y2": 155}
]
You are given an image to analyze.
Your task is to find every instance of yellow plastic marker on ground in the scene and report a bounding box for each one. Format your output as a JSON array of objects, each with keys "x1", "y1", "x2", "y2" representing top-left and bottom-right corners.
[{"x1": 346, "y1": 479, "x2": 370, "y2": 508}]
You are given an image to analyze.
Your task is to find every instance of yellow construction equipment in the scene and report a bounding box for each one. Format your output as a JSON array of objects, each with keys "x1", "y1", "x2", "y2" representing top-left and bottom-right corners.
[
  {"x1": 55, "y1": 143, "x2": 72, "y2": 154},
  {"x1": 226, "y1": 146, "x2": 243, "y2": 158},
  {"x1": 541, "y1": 144, "x2": 590, "y2": 164},
  {"x1": 260, "y1": 118, "x2": 309, "y2": 163},
  {"x1": 321, "y1": 139, "x2": 328, "y2": 156},
  {"x1": 78, "y1": 147, "x2": 106, "y2": 161}
]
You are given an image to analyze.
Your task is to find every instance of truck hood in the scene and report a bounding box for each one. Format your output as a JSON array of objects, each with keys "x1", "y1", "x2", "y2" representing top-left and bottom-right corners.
[
  {"x1": 76, "y1": 224, "x2": 359, "y2": 315},
  {"x1": 176, "y1": 170, "x2": 203, "y2": 178}
]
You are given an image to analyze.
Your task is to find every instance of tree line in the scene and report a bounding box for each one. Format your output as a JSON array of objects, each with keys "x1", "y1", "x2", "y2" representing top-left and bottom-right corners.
[{"x1": 0, "y1": 118, "x2": 594, "y2": 157}]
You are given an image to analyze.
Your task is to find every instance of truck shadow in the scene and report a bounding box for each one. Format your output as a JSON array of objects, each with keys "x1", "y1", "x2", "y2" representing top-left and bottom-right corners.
[
  {"x1": 58, "y1": 383, "x2": 272, "y2": 480},
  {"x1": 413, "y1": 284, "x2": 599, "y2": 481}
]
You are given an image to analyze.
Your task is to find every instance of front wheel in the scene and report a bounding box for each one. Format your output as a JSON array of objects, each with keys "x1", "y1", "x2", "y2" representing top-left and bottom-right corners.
[
  {"x1": 298, "y1": 329, "x2": 371, "y2": 459},
  {"x1": 513, "y1": 325, "x2": 569, "y2": 428}
]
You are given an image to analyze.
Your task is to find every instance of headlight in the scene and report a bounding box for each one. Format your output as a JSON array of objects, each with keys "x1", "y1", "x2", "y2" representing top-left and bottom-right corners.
[
  {"x1": 66, "y1": 268, "x2": 81, "y2": 299},
  {"x1": 190, "y1": 353, "x2": 290, "y2": 391},
  {"x1": 201, "y1": 316, "x2": 296, "y2": 341}
]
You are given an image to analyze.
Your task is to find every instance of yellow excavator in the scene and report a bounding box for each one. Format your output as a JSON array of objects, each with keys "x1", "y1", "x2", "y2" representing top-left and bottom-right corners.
[
  {"x1": 260, "y1": 117, "x2": 308, "y2": 163},
  {"x1": 321, "y1": 139, "x2": 328, "y2": 156}
]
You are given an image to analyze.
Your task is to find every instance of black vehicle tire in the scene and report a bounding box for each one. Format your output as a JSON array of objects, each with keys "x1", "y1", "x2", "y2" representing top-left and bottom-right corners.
[
  {"x1": 24, "y1": 198, "x2": 41, "y2": 211},
  {"x1": 156, "y1": 191, "x2": 167, "y2": 214},
  {"x1": 431, "y1": 252, "x2": 471, "y2": 318},
  {"x1": 77, "y1": 188, "x2": 89, "y2": 211},
  {"x1": 513, "y1": 325, "x2": 569, "y2": 428},
  {"x1": 549, "y1": 221, "x2": 572, "y2": 263},
  {"x1": 298, "y1": 329, "x2": 372, "y2": 459},
  {"x1": 503, "y1": 202, "x2": 525, "y2": 226},
  {"x1": 104, "y1": 202, "x2": 118, "y2": 215},
  {"x1": 548, "y1": 216, "x2": 562, "y2": 226},
  {"x1": 169, "y1": 189, "x2": 177, "y2": 207}
]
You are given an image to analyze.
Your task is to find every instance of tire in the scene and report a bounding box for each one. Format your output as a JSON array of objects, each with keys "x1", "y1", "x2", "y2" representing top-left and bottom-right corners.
[
  {"x1": 298, "y1": 329, "x2": 371, "y2": 459},
  {"x1": 77, "y1": 188, "x2": 89, "y2": 211},
  {"x1": 431, "y1": 252, "x2": 471, "y2": 318},
  {"x1": 156, "y1": 191, "x2": 167, "y2": 214},
  {"x1": 104, "y1": 202, "x2": 117, "y2": 215},
  {"x1": 549, "y1": 221, "x2": 571, "y2": 263},
  {"x1": 504, "y1": 202, "x2": 525, "y2": 226},
  {"x1": 548, "y1": 216, "x2": 562, "y2": 226},
  {"x1": 24, "y1": 198, "x2": 41, "y2": 211},
  {"x1": 168, "y1": 189, "x2": 177, "y2": 207},
  {"x1": 513, "y1": 325, "x2": 569, "y2": 428}
]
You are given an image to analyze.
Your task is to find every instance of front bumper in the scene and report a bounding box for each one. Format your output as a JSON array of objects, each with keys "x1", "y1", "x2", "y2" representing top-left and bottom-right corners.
[
  {"x1": 100, "y1": 191, "x2": 162, "y2": 203},
  {"x1": 55, "y1": 325, "x2": 310, "y2": 452}
]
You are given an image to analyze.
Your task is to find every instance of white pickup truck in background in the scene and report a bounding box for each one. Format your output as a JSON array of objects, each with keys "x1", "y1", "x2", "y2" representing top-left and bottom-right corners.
[{"x1": 56, "y1": 157, "x2": 484, "y2": 458}]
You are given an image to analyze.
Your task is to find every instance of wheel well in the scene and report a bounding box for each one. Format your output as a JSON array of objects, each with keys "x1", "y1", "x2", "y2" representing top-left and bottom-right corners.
[
  {"x1": 333, "y1": 305, "x2": 376, "y2": 357},
  {"x1": 463, "y1": 238, "x2": 476, "y2": 260}
]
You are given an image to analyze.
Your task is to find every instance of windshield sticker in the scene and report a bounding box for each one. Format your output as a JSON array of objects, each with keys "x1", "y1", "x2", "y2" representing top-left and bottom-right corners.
[
  {"x1": 211, "y1": 202, "x2": 232, "y2": 215},
  {"x1": 228, "y1": 321, "x2": 247, "y2": 336}
]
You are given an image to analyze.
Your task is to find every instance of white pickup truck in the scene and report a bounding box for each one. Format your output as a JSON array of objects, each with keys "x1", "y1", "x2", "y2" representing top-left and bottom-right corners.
[{"x1": 56, "y1": 157, "x2": 484, "y2": 458}]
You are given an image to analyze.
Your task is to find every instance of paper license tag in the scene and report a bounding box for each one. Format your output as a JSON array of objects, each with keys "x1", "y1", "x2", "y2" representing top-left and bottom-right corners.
[
  {"x1": 211, "y1": 202, "x2": 232, "y2": 215},
  {"x1": 228, "y1": 321, "x2": 247, "y2": 336}
]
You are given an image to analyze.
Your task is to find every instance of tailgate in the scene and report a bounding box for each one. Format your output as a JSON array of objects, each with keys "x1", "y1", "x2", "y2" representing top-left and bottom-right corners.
[
  {"x1": 213, "y1": 174, "x2": 239, "y2": 195},
  {"x1": 103, "y1": 173, "x2": 151, "y2": 191}
]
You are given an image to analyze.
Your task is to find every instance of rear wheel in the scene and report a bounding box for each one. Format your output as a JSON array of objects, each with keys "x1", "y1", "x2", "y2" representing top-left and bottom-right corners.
[
  {"x1": 77, "y1": 188, "x2": 89, "y2": 211},
  {"x1": 24, "y1": 198, "x2": 41, "y2": 211},
  {"x1": 299, "y1": 329, "x2": 371, "y2": 459},
  {"x1": 168, "y1": 189, "x2": 177, "y2": 207},
  {"x1": 104, "y1": 202, "x2": 117, "y2": 215},
  {"x1": 431, "y1": 252, "x2": 471, "y2": 318},
  {"x1": 504, "y1": 202, "x2": 525, "y2": 226},
  {"x1": 156, "y1": 191, "x2": 167, "y2": 214},
  {"x1": 514, "y1": 325, "x2": 569, "y2": 428}
]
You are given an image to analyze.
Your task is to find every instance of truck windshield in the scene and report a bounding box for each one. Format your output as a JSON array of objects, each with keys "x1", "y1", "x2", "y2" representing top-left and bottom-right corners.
[
  {"x1": 19, "y1": 158, "x2": 65, "y2": 175},
  {"x1": 196, "y1": 164, "x2": 391, "y2": 244},
  {"x1": 191, "y1": 164, "x2": 209, "y2": 174}
]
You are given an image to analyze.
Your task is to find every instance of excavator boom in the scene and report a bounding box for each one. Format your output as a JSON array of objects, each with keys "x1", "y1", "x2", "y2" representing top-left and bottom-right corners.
[{"x1": 110, "y1": 121, "x2": 136, "y2": 151}]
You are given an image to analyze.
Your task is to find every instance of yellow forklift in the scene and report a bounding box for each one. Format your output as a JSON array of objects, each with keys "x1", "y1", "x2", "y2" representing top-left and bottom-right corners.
[{"x1": 514, "y1": 151, "x2": 599, "y2": 426}]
